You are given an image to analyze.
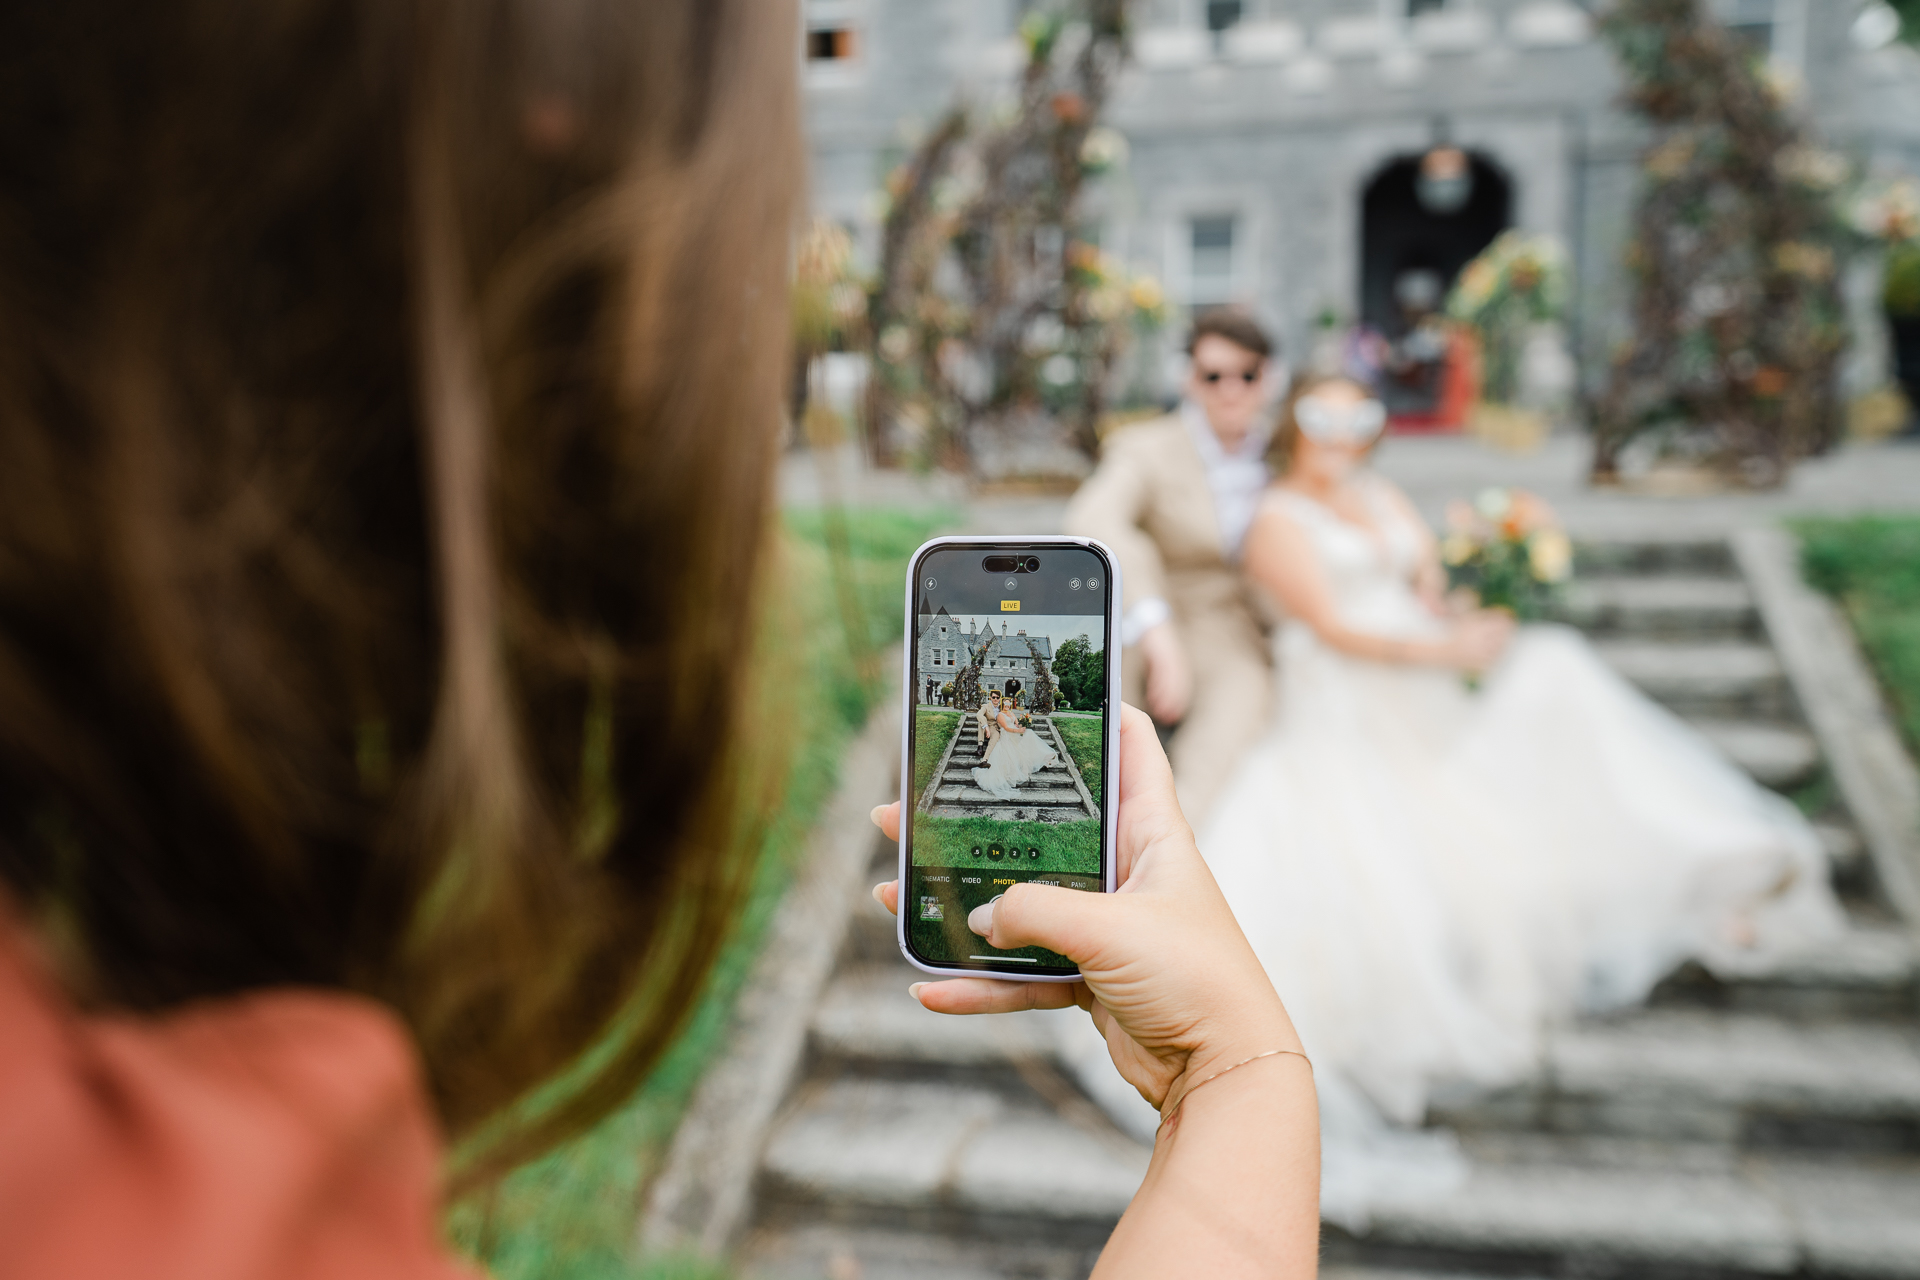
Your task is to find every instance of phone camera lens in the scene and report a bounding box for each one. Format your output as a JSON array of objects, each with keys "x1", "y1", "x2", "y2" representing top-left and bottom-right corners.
[{"x1": 1025, "y1": 557, "x2": 1040, "y2": 572}]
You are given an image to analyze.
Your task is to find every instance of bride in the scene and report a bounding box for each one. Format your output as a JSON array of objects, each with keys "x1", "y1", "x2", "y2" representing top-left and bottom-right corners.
[
  {"x1": 1062, "y1": 374, "x2": 1844, "y2": 1225},
  {"x1": 971, "y1": 683, "x2": 1058, "y2": 800}
]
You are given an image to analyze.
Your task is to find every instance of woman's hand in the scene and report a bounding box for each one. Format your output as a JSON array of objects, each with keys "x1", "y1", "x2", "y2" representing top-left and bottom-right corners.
[
  {"x1": 873, "y1": 704, "x2": 1319, "y2": 1275},
  {"x1": 1439, "y1": 609, "x2": 1515, "y2": 672},
  {"x1": 870, "y1": 704, "x2": 1297, "y2": 1113}
]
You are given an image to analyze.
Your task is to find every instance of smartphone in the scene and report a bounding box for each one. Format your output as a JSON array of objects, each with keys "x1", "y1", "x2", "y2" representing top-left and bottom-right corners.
[{"x1": 897, "y1": 536, "x2": 1121, "y2": 981}]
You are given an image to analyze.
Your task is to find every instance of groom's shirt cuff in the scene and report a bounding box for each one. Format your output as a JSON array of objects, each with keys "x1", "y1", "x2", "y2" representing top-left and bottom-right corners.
[{"x1": 1119, "y1": 597, "x2": 1172, "y2": 648}]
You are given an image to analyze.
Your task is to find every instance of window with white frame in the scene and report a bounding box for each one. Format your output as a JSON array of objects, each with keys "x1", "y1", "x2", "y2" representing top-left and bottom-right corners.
[
  {"x1": 1206, "y1": 0, "x2": 1244, "y2": 36},
  {"x1": 1187, "y1": 214, "x2": 1238, "y2": 306},
  {"x1": 805, "y1": 0, "x2": 859, "y2": 64},
  {"x1": 1717, "y1": 0, "x2": 1775, "y2": 57}
]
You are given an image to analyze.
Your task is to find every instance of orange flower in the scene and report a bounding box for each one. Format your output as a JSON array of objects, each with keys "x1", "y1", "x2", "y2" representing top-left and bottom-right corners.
[
  {"x1": 1752, "y1": 366, "x2": 1789, "y2": 397},
  {"x1": 1051, "y1": 92, "x2": 1087, "y2": 124}
]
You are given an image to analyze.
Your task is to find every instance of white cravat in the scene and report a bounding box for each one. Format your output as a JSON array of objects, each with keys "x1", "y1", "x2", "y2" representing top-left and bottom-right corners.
[
  {"x1": 1180, "y1": 399, "x2": 1273, "y2": 560},
  {"x1": 1120, "y1": 402, "x2": 1272, "y2": 647}
]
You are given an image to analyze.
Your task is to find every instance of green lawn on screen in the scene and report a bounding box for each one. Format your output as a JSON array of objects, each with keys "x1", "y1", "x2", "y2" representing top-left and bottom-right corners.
[
  {"x1": 1050, "y1": 712, "x2": 1106, "y2": 807},
  {"x1": 911, "y1": 812, "x2": 1101, "y2": 875},
  {"x1": 912, "y1": 707, "x2": 961, "y2": 801}
]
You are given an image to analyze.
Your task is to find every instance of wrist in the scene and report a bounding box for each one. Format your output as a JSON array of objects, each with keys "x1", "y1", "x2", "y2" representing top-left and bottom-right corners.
[
  {"x1": 1166, "y1": 1003, "x2": 1299, "y2": 1101},
  {"x1": 1158, "y1": 1039, "x2": 1312, "y2": 1136}
]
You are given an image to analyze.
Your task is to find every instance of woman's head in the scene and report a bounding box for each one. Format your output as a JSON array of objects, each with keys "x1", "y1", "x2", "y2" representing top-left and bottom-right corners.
[
  {"x1": 1271, "y1": 376, "x2": 1387, "y2": 482},
  {"x1": 0, "y1": 0, "x2": 800, "y2": 1182}
]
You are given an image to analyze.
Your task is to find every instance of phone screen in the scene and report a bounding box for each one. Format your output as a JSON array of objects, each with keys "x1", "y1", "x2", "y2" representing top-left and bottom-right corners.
[{"x1": 905, "y1": 543, "x2": 1112, "y2": 975}]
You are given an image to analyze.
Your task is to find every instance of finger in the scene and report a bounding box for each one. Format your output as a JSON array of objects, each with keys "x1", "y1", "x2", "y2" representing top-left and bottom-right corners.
[
  {"x1": 871, "y1": 880, "x2": 899, "y2": 916},
  {"x1": 1117, "y1": 704, "x2": 1193, "y2": 863},
  {"x1": 869, "y1": 802, "x2": 901, "y2": 842},
  {"x1": 1115, "y1": 703, "x2": 1175, "y2": 806},
  {"x1": 910, "y1": 977, "x2": 1080, "y2": 1015},
  {"x1": 968, "y1": 881, "x2": 1113, "y2": 961}
]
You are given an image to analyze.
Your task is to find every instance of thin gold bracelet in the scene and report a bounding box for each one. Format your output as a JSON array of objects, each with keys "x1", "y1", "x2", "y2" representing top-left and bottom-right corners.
[{"x1": 1157, "y1": 1048, "x2": 1312, "y2": 1132}]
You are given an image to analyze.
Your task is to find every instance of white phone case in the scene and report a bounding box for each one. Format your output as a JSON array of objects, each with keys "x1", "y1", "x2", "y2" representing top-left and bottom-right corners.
[{"x1": 895, "y1": 535, "x2": 1122, "y2": 982}]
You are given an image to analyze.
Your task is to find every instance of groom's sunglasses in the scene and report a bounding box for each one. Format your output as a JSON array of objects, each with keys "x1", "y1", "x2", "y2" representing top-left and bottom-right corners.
[{"x1": 1198, "y1": 368, "x2": 1260, "y2": 386}]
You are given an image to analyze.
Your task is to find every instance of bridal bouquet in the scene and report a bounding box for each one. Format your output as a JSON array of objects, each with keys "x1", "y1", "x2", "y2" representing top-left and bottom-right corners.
[{"x1": 1440, "y1": 487, "x2": 1572, "y2": 620}]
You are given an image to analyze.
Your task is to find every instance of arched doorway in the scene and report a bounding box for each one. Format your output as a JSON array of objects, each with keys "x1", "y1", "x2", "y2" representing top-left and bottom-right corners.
[
  {"x1": 1358, "y1": 150, "x2": 1511, "y2": 426},
  {"x1": 1360, "y1": 150, "x2": 1512, "y2": 334}
]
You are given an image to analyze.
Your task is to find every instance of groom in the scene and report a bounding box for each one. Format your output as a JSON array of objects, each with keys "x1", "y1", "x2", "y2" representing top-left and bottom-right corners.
[{"x1": 1065, "y1": 309, "x2": 1278, "y2": 822}]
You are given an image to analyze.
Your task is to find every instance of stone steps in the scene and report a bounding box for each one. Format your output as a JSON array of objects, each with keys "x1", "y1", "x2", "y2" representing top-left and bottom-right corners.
[
  {"x1": 928, "y1": 714, "x2": 1096, "y2": 820},
  {"x1": 810, "y1": 962, "x2": 1920, "y2": 1146},
  {"x1": 753, "y1": 1077, "x2": 1920, "y2": 1280},
  {"x1": 1574, "y1": 533, "x2": 1737, "y2": 576},
  {"x1": 1430, "y1": 1008, "x2": 1920, "y2": 1148},
  {"x1": 1559, "y1": 574, "x2": 1760, "y2": 639}
]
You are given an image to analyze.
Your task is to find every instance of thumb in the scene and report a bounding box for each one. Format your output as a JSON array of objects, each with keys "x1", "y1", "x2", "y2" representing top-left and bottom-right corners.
[{"x1": 969, "y1": 882, "x2": 1113, "y2": 963}]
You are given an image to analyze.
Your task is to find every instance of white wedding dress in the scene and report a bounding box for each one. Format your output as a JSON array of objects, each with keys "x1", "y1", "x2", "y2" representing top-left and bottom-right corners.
[
  {"x1": 1058, "y1": 477, "x2": 1844, "y2": 1228},
  {"x1": 971, "y1": 712, "x2": 1058, "y2": 799}
]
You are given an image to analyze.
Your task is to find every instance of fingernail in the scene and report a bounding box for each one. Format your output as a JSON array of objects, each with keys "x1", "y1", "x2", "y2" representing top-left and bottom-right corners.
[
  {"x1": 871, "y1": 881, "x2": 888, "y2": 905},
  {"x1": 967, "y1": 902, "x2": 994, "y2": 937},
  {"x1": 908, "y1": 983, "x2": 926, "y2": 1001},
  {"x1": 869, "y1": 804, "x2": 887, "y2": 825}
]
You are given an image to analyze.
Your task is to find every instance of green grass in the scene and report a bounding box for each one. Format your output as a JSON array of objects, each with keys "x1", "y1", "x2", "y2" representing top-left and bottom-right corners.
[
  {"x1": 446, "y1": 504, "x2": 955, "y2": 1280},
  {"x1": 1051, "y1": 713, "x2": 1106, "y2": 807},
  {"x1": 1795, "y1": 516, "x2": 1920, "y2": 761},
  {"x1": 912, "y1": 707, "x2": 962, "y2": 802},
  {"x1": 911, "y1": 813, "x2": 1102, "y2": 875}
]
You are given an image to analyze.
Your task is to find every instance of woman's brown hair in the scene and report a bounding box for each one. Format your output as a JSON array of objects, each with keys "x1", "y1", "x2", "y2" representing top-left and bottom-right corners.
[{"x1": 0, "y1": 0, "x2": 800, "y2": 1182}]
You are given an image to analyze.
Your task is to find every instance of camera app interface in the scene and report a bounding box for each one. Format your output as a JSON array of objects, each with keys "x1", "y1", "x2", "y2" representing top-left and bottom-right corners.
[{"x1": 907, "y1": 545, "x2": 1110, "y2": 973}]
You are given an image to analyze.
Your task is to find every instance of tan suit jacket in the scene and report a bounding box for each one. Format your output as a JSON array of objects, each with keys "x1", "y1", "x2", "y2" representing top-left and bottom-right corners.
[{"x1": 1064, "y1": 414, "x2": 1273, "y2": 823}]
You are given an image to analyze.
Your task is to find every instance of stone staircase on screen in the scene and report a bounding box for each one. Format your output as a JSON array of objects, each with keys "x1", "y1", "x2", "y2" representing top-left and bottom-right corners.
[
  {"x1": 920, "y1": 711, "x2": 1099, "y2": 823},
  {"x1": 737, "y1": 533, "x2": 1920, "y2": 1280}
]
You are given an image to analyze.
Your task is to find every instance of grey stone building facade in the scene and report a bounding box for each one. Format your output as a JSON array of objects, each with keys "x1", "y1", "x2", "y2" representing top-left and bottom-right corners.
[
  {"x1": 804, "y1": 0, "x2": 1920, "y2": 400},
  {"x1": 915, "y1": 607, "x2": 1061, "y2": 704}
]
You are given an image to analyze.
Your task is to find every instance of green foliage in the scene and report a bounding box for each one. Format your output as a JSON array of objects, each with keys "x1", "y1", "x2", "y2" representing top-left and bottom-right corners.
[
  {"x1": 447, "y1": 506, "x2": 951, "y2": 1280},
  {"x1": 910, "y1": 813, "x2": 1103, "y2": 875},
  {"x1": 1051, "y1": 635, "x2": 1106, "y2": 711},
  {"x1": 1593, "y1": 0, "x2": 1851, "y2": 484},
  {"x1": 1895, "y1": 0, "x2": 1920, "y2": 46},
  {"x1": 1795, "y1": 516, "x2": 1920, "y2": 759},
  {"x1": 912, "y1": 707, "x2": 962, "y2": 800},
  {"x1": 863, "y1": 0, "x2": 1133, "y2": 468},
  {"x1": 1886, "y1": 241, "x2": 1920, "y2": 318},
  {"x1": 1051, "y1": 714, "x2": 1107, "y2": 807}
]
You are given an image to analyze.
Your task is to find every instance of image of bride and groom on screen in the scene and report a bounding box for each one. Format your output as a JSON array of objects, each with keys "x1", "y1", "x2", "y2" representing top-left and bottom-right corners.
[
  {"x1": 969, "y1": 682, "x2": 1057, "y2": 801},
  {"x1": 1060, "y1": 307, "x2": 1844, "y2": 1225}
]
